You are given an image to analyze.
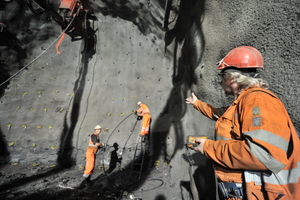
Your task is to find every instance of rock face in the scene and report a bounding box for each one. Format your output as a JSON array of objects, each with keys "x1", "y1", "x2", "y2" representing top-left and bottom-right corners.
[{"x1": 0, "y1": 0, "x2": 299, "y2": 199}]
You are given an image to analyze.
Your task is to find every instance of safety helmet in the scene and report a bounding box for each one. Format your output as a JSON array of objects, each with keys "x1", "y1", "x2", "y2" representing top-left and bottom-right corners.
[
  {"x1": 94, "y1": 125, "x2": 102, "y2": 130},
  {"x1": 217, "y1": 46, "x2": 264, "y2": 70},
  {"x1": 137, "y1": 101, "x2": 142, "y2": 106}
]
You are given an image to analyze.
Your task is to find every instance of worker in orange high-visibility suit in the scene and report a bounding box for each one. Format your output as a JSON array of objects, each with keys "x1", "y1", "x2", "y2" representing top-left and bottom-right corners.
[
  {"x1": 79, "y1": 125, "x2": 106, "y2": 187},
  {"x1": 186, "y1": 46, "x2": 300, "y2": 200},
  {"x1": 136, "y1": 101, "x2": 152, "y2": 142}
]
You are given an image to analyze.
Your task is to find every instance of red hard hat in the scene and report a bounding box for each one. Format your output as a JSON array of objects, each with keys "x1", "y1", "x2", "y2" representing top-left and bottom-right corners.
[{"x1": 217, "y1": 46, "x2": 264, "y2": 70}]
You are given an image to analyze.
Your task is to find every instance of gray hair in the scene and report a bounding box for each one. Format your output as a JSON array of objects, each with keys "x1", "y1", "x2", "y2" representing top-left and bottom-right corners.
[{"x1": 223, "y1": 71, "x2": 269, "y2": 91}]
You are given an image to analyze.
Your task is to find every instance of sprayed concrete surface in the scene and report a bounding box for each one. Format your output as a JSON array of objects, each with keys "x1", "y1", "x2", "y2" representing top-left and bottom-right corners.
[{"x1": 0, "y1": 0, "x2": 299, "y2": 199}]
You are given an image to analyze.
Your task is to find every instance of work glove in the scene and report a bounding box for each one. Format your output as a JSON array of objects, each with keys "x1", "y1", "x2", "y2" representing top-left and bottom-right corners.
[
  {"x1": 102, "y1": 143, "x2": 107, "y2": 147},
  {"x1": 137, "y1": 116, "x2": 142, "y2": 121}
]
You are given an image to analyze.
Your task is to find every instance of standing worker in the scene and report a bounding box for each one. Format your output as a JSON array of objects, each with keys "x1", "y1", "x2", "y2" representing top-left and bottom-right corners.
[
  {"x1": 135, "y1": 101, "x2": 152, "y2": 142},
  {"x1": 186, "y1": 46, "x2": 300, "y2": 199},
  {"x1": 80, "y1": 125, "x2": 106, "y2": 187}
]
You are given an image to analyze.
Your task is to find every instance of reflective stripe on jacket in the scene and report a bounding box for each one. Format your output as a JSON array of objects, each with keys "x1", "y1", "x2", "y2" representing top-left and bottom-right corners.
[
  {"x1": 137, "y1": 104, "x2": 151, "y2": 116},
  {"x1": 193, "y1": 87, "x2": 300, "y2": 199},
  {"x1": 88, "y1": 133, "x2": 99, "y2": 147},
  {"x1": 84, "y1": 133, "x2": 99, "y2": 175}
]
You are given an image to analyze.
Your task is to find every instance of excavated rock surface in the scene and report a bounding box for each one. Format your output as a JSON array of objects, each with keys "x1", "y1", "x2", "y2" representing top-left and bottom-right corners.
[{"x1": 0, "y1": 0, "x2": 299, "y2": 199}]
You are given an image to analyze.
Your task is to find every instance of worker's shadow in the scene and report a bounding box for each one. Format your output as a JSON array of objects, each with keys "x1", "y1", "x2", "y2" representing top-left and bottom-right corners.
[
  {"x1": 81, "y1": 20, "x2": 98, "y2": 62},
  {"x1": 106, "y1": 142, "x2": 122, "y2": 174}
]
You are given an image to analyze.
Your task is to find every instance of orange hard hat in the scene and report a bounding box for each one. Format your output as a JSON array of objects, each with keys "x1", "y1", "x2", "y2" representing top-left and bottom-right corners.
[{"x1": 217, "y1": 46, "x2": 264, "y2": 70}]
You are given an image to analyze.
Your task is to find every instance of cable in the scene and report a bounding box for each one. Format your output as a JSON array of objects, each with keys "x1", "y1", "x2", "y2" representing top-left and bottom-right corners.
[
  {"x1": 131, "y1": 178, "x2": 164, "y2": 193},
  {"x1": 73, "y1": 8, "x2": 97, "y2": 158},
  {"x1": 100, "y1": 113, "x2": 137, "y2": 190},
  {"x1": 105, "y1": 112, "x2": 134, "y2": 143},
  {"x1": 0, "y1": 12, "x2": 77, "y2": 87},
  {"x1": 98, "y1": 114, "x2": 164, "y2": 198},
  {"x1": 122, "y1": 118, "x2": 139, "y2": 151},
  {"x1": 100, "y1": 146, "x2": 125, "y2": 191}
]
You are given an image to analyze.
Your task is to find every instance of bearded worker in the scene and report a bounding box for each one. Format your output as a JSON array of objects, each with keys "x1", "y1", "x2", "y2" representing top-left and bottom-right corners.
[{"x1": 186, "y1": 46, "x2": 300, "y2": 200}]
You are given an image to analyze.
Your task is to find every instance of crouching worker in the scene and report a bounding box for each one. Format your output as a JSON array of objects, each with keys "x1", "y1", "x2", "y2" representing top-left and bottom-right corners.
[{"x1": 79, "y1": 125, "x2": 106, "y2": 187}]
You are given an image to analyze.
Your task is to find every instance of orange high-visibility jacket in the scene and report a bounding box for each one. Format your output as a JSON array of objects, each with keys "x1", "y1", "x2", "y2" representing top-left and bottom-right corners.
[
  {"x1": 84, "y1": 133, "x2": 100, "y2": 176},
  {"x1": 137, "y1": 104, "x2": 152, "y2": 135},
  {"x1": 193, "y1": 87, "x2": 300, "y2": 199},
  {"x1": 137, "y1": 104, "x2": 151, "y2": 116}
]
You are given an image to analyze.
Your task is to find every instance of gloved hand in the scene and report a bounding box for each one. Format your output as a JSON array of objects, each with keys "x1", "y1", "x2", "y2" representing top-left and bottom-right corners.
[
  {"x1": 137, "y1": 116, "x2": 142, "y2": 120},
  {"x1": 102, "y1": 143, "x2": 107, "y2": 147}
]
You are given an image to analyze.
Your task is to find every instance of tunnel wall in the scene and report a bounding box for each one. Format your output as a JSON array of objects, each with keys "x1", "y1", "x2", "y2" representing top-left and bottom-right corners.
[{"x1": 0, "y1": 0, "x2": 299, "y2": 199}]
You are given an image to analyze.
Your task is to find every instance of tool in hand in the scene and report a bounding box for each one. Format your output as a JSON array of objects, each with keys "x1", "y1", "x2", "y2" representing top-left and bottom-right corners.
[{"x1": 186, "y1": 135, "x2": 208, "y2": 149}]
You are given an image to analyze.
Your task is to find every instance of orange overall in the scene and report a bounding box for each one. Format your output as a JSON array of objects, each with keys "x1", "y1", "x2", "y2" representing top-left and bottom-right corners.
[
  {"x1": 193, "y1": 87, "x2": 300, "y2": 200},
  {"x1": 83, "y1": 133, "x2": 99, "y2": 176},
  {"x1": 137, "y1": 104, "x2": 152, "y2": 136}
]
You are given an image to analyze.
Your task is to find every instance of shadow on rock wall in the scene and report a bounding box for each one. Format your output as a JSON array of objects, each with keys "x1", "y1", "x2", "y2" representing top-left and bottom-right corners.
[
  {"x1": 151, "y1": 1, "x2": 216, "y2": 199},
  {"x1": 0, "y1": 8, "x2": 100, "y2": 197},
  {"x1": 0, "y1": 127, "x2": 9, "y2": 158},
  {"x1": 84, "y1": 0, "x2": 216, "y2": 199},
  {"x1": 153, "y1": 0, "x2": 206, "y2": 161},
  {"x1": 91, "y1": 0, "x2": 165, "y2": 37},
  {"x1": 57, "y1": 19, "x2": 98, "y2": 168},
  {"x1": 0, "y1": 62, "x2": 11, "y2": 97},
  {"x1": 0, "y1": 0, "x2": 216, "y2": 199}
]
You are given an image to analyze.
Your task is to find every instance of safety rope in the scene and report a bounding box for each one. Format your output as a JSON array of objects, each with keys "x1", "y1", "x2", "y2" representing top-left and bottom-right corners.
[{"x1": 0, "y1": 12, "x2": 77, "y2": 87}]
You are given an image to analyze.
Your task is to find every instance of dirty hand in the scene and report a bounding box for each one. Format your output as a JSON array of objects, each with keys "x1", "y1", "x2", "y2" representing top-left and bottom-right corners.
[
  {"x1": 186, "y1": 93, "x2": 198, "y2": 105},
  {"x1": 193, "y1": 137, "x2": 207, "y2": 154}
]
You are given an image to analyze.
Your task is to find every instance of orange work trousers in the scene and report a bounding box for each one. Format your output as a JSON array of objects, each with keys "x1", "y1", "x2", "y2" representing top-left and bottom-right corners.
[
  {"x1": 84, "y1": 146, "x2": 98, "y2": 175},
  {"x1": 140, "y1": 114, "x2": 151, "y2": 136}
]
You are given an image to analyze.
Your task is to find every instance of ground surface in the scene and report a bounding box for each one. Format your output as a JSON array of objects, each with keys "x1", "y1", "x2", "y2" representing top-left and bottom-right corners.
[
  {"x1": 0, "y1": 151, "x2": 176, "y2": 200},
  {"x1": 0, "y1": 0, "x2": 299, "y2": 200}
]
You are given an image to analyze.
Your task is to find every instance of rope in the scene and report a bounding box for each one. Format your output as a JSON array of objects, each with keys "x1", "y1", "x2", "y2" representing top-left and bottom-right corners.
[{"x1": 0, "y1": 12, "x2": 77, "y2": 87}]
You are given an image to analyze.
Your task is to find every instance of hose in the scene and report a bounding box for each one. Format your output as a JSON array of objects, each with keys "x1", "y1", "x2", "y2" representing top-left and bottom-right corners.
[
  {"x1": 0, "y1": 13, "x2": 77, "y2": 87},
  {"x1": 105, "y1": 112, "x2": 134, "y2": 143}
]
